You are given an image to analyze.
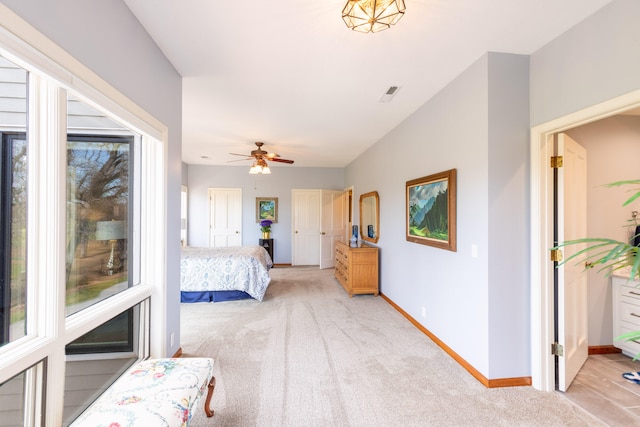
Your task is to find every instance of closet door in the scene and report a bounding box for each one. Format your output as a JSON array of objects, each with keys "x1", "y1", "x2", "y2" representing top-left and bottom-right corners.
[
  {"x1": 292, "y1": 189, "x2": 320, "y2": 265},
  {"x1": 208, "y1": 188, "x2": 242, "y2": 247},
  {"x1": 320, "y1": 190, "x2": 347, "y2": 269}
]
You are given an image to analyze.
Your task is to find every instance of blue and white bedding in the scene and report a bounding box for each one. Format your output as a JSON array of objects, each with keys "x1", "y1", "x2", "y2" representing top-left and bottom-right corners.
[{"x1": 180, "y1": 246, "x2": 273, "y2": 302}]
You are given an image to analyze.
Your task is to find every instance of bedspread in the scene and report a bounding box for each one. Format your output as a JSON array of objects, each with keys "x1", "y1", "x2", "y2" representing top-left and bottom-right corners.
[{"x1": 180, "y1": 246, "x2": 272, "y2": 301}]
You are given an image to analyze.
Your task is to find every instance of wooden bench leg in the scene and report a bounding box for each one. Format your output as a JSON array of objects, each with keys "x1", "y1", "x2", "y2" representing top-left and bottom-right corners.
[{"x1": 204, "y1": 376, "x2": 216, "y2": 417}]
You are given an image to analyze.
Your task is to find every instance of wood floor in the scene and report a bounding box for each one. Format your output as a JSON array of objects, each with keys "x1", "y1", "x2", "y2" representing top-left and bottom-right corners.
[{"x1": 563, "y1": 353, "x2": 640, "y2": 426}]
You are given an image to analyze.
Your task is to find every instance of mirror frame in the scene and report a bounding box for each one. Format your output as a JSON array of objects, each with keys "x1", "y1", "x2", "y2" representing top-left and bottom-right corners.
[{"x1": 359, "y1": 191, "x2": 379, "y2": 243}]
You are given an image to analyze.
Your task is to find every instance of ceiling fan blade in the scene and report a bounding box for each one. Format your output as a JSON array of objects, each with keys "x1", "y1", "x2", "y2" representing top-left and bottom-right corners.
[
  {"x1": 229, "y1": 152, "x2": 252, "y2": 157},
  {"x1": 270, "y1": 157, "x2": 294, "y2": 164},
  {"x1": 227, "y1": 158, "x2": 252, "y2": 163}
]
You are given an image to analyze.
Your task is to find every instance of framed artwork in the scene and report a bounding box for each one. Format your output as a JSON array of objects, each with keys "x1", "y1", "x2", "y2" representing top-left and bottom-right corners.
[
  {"x1": 256, "y1": 197, "x2": 278, "y2": 223},
  {"x1": 406, "y1": 168, "x2": 456, "y2": 251}
]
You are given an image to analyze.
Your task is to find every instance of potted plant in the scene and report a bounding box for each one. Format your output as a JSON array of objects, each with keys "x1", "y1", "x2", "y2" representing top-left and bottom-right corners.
[
  {"x1": 260, "y1": 219, "x2": 272, "y2": 239},
  {"x1": 557, "y1": 179, "x2": 640, "y2": 356}
]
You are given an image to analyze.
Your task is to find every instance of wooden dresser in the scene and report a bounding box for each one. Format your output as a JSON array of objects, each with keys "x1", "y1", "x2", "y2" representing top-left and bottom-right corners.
[{"x1": 334, "y1": 240, "x2": 379, "y2": 297}]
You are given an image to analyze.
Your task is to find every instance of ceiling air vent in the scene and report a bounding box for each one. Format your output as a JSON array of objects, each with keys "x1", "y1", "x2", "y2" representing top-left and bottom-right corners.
[{"x1": 378, "y1": 86, "x2": 401, "y2": 103}]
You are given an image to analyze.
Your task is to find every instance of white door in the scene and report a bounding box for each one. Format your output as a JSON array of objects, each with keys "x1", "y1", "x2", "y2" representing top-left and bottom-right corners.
[
  {"x1": 320, "y1": 190, "x2": 347, "y2": 269},
  {"x1": 557, "y1": 132, "x2": 588, "y2": 392},
  {"x1": 292, "y1": 189, "x2": 320, "y2": 265},
  {"x1": 208, "y1": 188, "x2": 242, "y2": 247}
]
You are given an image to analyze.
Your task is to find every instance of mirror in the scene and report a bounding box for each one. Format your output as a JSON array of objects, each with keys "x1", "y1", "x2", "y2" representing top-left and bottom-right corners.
[{"x1": 359, "y1": 191, "x2": 379, "y2": 243}]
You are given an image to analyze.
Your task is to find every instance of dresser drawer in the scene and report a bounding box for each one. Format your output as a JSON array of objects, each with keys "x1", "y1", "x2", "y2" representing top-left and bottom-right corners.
[
  {"x1": 620, "y1": 301, "x2": 640, "y2": 327},
  {"x1": 619, "y1": 283, "x2": 640, "y2": 301}
]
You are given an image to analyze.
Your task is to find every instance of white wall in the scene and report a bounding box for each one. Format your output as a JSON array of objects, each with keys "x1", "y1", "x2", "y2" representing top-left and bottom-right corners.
[
  {"x1": 565, "y1": 115, "x2": 640, "y2": 346},
  {"x1": 187, "y1": 164, "x2": 345, "y2": 263},
  {"x1": 2, "y1": 0, "x2": 183, "y2": 357}
]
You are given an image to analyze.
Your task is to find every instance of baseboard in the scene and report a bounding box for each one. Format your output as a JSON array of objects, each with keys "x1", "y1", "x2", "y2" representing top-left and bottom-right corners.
[
  {"x1": 588, "y1": 345, "x2": 621, "y2": 355},
  {"x1": 172, "y1": 347, "x2": 183, "y2": 358},
  {"x1": 273, "y1": 263, "x2": 292, "y2": 268},
  {"x1": 380, "y1": 293, "x2": 532, "y2": 389}
]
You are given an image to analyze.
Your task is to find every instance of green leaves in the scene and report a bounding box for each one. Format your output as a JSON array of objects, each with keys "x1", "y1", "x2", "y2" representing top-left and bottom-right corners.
[
  {"x1": 605, "y1": 179, "x2": 640, "y2": 206},
  {"x1": 554, "y1": 238, "x2": 640, "y2": 279}
]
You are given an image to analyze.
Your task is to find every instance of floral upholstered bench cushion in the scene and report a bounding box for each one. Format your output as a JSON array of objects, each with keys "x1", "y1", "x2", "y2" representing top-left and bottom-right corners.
[{"x1": 70, "y1": 357, "x2": 215, "y2": 427}]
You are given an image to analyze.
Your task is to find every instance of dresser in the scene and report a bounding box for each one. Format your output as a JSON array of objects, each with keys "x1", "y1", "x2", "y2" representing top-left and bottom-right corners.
[
  {"x1": 612, "y1": 271, "x2": 640, "y2": 357},
  {"x1": 334, "y1": 240, "x2": 379, "y2": 297}
]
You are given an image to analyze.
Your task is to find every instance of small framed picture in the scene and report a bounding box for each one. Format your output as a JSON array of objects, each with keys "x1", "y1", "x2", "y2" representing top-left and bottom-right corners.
[
  {"x1": 256, "y1": 197, "x2": 278, "y2": 223},
  {"x1": 406, "y1": 169, "x2": 456, "y2": 251}
]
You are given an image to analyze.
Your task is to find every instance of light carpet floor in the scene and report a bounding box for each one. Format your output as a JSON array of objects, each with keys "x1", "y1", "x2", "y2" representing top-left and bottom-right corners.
[{"x1": 182, "y1": 266, "x2": 603, "y2": 426}]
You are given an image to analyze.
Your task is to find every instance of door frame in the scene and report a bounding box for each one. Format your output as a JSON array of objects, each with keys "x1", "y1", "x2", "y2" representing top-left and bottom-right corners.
[{"x1": 530, "y1": 89, "x2": 640, "y2": 391}]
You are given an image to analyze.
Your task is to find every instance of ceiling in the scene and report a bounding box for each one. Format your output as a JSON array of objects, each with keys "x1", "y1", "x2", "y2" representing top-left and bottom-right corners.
[{"x1": 123, "y1": 0, "x2": 613, "y2": 168}]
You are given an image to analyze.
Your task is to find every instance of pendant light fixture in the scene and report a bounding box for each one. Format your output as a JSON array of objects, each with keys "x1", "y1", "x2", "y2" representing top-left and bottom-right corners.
[{"x1": 342, "y1": 0, "x2": 406, "y2": 33}]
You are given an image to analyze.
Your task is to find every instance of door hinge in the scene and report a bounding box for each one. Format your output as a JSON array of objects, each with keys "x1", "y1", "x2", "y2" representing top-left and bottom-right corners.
[
  {"x1": 551, "y1": 342, "x2": 564, "y2": 357},
  {"x1": 550, "y1": 156, "x2": 563, "y2": 168},
  {"x1": 550, "y1": 249, "x2": 563, "y2": 262}
]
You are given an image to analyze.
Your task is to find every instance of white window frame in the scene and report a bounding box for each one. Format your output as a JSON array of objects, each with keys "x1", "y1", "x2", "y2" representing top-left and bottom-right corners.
[{"x1": 0, "y1": 5, "x2": 168, "y2": 426}]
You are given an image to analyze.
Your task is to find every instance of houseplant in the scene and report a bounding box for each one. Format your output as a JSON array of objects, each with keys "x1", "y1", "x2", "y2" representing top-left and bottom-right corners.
[
  {"x1": 260, "y1": 219, "x2": 272, "y2": 239},
  {"x1": 557, "y1": 179, "x2": 640, "y2": 357}
]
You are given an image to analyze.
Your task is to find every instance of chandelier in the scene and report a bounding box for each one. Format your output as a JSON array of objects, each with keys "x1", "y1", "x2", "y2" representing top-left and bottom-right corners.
[
  {"x1": 342, "y1": 0, "x2": 406, "y2": 33},
  {"x1": 249, "y1": 158, "x2": 271, "y2": 174}
]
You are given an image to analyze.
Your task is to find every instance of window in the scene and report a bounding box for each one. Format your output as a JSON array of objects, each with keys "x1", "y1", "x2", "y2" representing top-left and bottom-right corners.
[
  {"x1": 0, "y1": 362, "x2": 45, "y2": 425},
  {"x1": 0, "y1": 133, "x2": 28, "y2": 345},
  {"x1": 0, "y1": 55, "x2": 28, "y2": 347},
  {"x1": 0, "y1": 10, "x2": 168, "y2": 424},
  {"x1": 63, "y1": 303, "x2": 143, "y2": 424},
  {"x1": 65, "y1": 132, "x2": 134, "y2": 316}
]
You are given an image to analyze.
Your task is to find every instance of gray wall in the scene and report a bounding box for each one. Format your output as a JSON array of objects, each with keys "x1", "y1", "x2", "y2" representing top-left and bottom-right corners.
[
  {"x1": 2, "y1": 0, "x2": 183, "y2": 357},
  {"x1": 343, "y1": 0, "x2": 640, "y2": 380},
  {"x1": 345, "y1": 52, "x2": 529, "y2": 379},
  {"x1": 530, "y1": 0, "x2": 640, "y2": 126},
  {"x1": 187, "y1": 165, "x2": 345, "y2": 263}
]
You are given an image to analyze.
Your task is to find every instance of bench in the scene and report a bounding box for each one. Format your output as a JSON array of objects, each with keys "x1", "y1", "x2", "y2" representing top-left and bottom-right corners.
[{"x1": 70, "y1": 357, "x2": 215, "y2": 427}]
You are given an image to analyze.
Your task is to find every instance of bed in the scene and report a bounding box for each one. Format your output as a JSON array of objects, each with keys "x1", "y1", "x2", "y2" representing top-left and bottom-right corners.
[{"x1": 180, "y1": 246, "x2": 273, "y2": 303}]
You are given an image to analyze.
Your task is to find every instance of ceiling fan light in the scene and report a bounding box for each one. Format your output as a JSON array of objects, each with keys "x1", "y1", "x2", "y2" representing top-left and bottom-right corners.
[
  {"x1": 249, "y1": 162, "x2": 262, "y2": 174},
  {"x1": 342, "y1": 0, "x2": 405, "y2": 34},
  {"x1": 249, "y1": 158, "x2": 271, "y2": 174}
]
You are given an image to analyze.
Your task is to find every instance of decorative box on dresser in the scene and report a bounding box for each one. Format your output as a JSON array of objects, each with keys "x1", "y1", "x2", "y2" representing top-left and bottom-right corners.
[
  {"x1": 612, "y1": 269, "x2": 640, "y2": 357},
  {"x1": 334, "y1": 240, "x2": 379, "y2": 297}
]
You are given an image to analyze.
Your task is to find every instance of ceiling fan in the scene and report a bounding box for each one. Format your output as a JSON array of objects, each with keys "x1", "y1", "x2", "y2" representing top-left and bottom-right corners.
[{"x1": 229, "y1": 142, "x2": 294, "y2": 174}]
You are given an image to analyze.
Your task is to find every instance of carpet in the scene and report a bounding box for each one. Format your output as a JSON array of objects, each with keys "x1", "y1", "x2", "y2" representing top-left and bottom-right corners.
[{"x1": 182, "y1": 266, "x2": 603, "y2": 426}]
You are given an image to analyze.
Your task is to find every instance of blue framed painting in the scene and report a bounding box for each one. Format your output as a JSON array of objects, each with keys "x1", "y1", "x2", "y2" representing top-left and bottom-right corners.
[{"x1": 406, "y1": 168, "x2": 456, "y2": 251}]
